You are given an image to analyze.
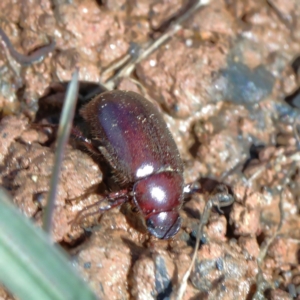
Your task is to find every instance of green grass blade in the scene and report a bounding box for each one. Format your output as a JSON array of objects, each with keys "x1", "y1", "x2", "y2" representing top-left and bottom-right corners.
[
  {"x1": 0, "y1": 188, "x2": 97, "y2": 300},
  {"x1": 43, "y1": 69, "x2": 79, "y2": 233}
]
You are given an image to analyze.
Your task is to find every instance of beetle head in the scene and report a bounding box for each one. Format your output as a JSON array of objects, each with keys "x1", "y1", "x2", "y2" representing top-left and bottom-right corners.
[
  {"x1": 146, "y1": 211, "x2": 181, "y2": 239},
  {"x1": 133, "y1": 171, "x2": 184, "y2": 239}
]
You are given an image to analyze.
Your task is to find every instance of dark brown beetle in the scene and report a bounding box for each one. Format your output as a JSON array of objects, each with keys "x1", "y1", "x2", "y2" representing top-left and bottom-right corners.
[
  {"x1": 71, "y1": 89, "x2": 233, "y2": 239},
  {"x1": 74, "y1": 90, "x2": 184, "y2": 239}
]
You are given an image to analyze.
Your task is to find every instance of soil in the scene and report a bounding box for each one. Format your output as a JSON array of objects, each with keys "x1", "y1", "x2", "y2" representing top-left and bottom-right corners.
[{"x1": 1, "y1": 0, "x2": 300, "y2": 299}]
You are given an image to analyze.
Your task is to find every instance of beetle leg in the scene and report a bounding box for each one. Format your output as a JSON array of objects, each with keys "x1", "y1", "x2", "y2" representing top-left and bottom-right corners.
[
  {"x1": 32, "y1": 122, "x2": 102, "y2": 154},
  {"x1": 183, "y1": 181, "x2": 201, "y2": 195},
  {"x1": 72, "y1": 197, "x2": 127, "y2": 226},
  {"x1": 71, "y1": 189, "x2": 129, "y2": 227},
  {"x1": 207, "y1": 184, "x2": 234, "y2": 214},
  {"x1": 194, "y1": 186, "x2": 234, "y2": 237},
  {"x1": 69, "y1": 126, "x2": 89, "y2": 143},
  {"x1": 183, "y1": 182, "x2": 234, "y2": 213}
]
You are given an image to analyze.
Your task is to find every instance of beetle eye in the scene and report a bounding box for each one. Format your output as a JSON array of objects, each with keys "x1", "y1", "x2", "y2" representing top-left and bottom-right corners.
[
  {"x1": 146, "y1": 218, "x2": 155, "y2": 229},
  {"x1": 146, "y1": 211, "x2": 181, "y2": 239}
]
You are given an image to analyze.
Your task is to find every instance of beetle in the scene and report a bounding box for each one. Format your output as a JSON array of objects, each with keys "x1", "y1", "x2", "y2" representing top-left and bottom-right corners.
[
  {"x1": 72, "y1": 90, "x2": 184, "y2": 239},
  {"x1": 66, "y1": 89, "x2": 233, "y2": 239}
]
